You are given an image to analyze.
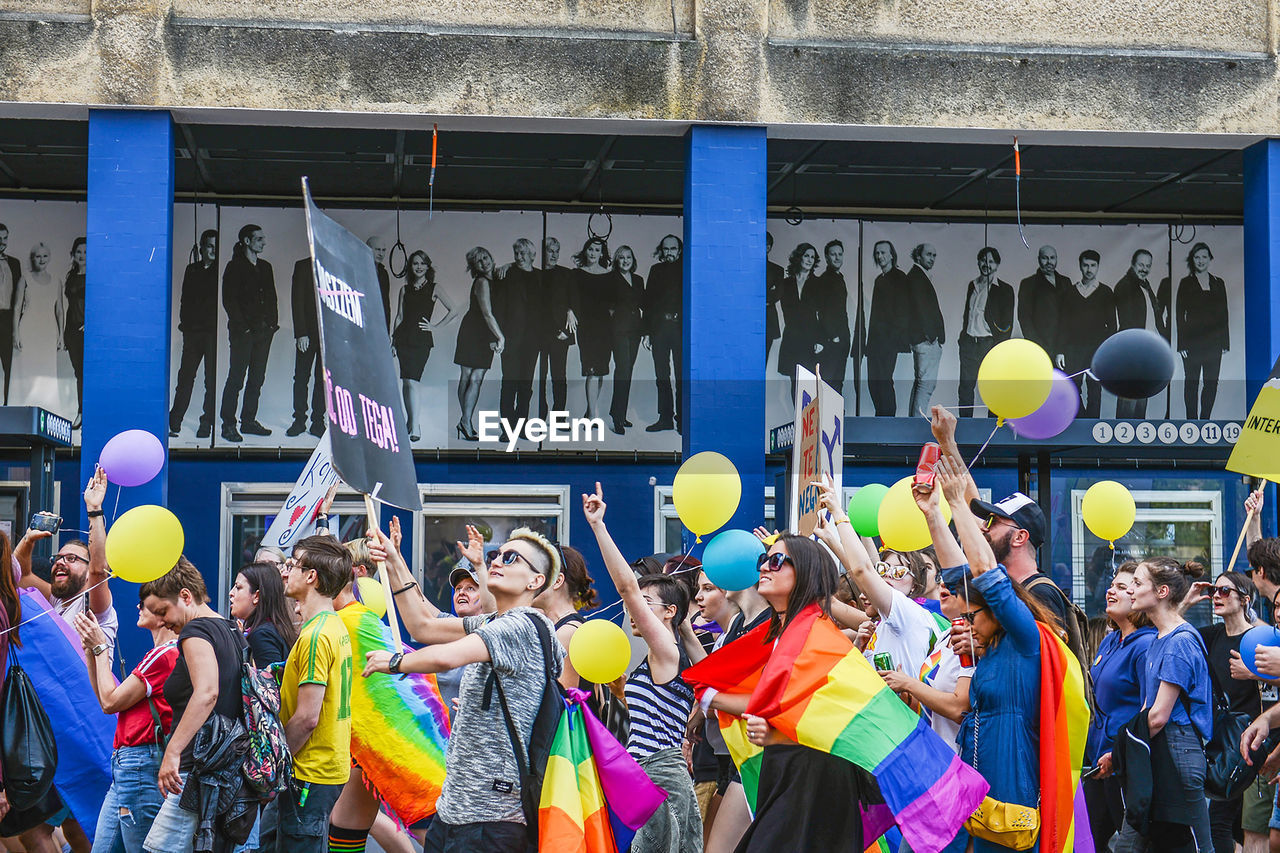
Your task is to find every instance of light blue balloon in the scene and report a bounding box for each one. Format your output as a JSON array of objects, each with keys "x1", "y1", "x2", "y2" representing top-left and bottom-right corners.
[
  {"x1": 1240, "y1": 625, "x2": 1280, "y2": 680},
  {"x1": 702, "y1": 529, "x2": 766, "y2": 592}
]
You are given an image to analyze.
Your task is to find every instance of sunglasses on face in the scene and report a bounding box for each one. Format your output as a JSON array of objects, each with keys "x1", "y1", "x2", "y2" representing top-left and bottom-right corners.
[
  {"x1": 875, "y1": 561, "x2": 913, "y2": 581},
  {"x1": 961, "y1": 607, "x2": 987, "y2": 623},
  {"x1": 1211, "y1": 586, "x2": 1241, "y2": 599},
  {"x1": 496, "y1": 549, "x2": 532, "y2": 569},
  {"x1": 757, "y1": 552, "x2": 793, "y2": 573}
]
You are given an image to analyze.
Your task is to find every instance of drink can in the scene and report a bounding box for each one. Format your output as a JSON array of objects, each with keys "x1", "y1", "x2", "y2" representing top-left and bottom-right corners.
[
  {"x1": 914, "y1": 442, "x2": 942, "y2": 491},
  {"x1": 873, "y1": 652, "x2": 894, "y2": 672},
  {"x1": 952, "y1": 617, "x2": 974, "y2": 667}
]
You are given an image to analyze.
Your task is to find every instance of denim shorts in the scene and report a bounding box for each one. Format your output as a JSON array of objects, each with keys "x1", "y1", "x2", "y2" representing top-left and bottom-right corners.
[{"x1": 142, "y1": 774, "x2": 197, "y2": 853}]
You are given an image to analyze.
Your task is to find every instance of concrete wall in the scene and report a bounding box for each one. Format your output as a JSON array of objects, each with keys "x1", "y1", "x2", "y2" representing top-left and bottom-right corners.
[{"x1": 1, "y1": 0, "x2": 1278, "y2": 134}]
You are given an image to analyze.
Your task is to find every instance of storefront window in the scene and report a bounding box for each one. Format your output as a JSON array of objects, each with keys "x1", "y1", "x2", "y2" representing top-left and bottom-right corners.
[{"x1": 413, "y1": 485, "x2": 570, "y2": 613}]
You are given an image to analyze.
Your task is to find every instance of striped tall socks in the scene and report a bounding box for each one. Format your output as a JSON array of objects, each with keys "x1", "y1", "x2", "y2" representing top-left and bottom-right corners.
[{"x1": 328, "y1": 824, "x2": 369, "y2": 853}]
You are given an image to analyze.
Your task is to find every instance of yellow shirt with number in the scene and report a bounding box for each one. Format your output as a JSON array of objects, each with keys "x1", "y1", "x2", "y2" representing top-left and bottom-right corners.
[{"x1": 280, "y1": 610, "x2": 352, "y2": 785}]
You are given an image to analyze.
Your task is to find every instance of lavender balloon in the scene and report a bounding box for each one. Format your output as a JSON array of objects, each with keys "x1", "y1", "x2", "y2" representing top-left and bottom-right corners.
[
  {"x1": 1008, "y1": 370, "x2": 1079, "y2": 440},
  {"x1": 99, "y1": 429, "x2": 166, "y2": 487}
]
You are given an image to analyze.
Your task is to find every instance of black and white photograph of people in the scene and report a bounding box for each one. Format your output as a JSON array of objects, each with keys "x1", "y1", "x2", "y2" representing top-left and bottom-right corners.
[
  {"x1": 12, "y1": 241, "x2": 65, "y2": 415},
  {"x1": 538, "y1": 236, "x2": 576, "y2": 420},
  {"x1": 452, "y1": 246, "x2": 503, "y2": 442},
  {"x1": 1114, "y1": 248, "x2": 1169, "y2": 419},
  {"x1": 220, "y1": 223, "x2": 277, "y2": 443},
  {"x1": 609, "y1": 245, "x2": 644, "y2": 436},
  {"x1": 644, "y1": 234, "x2": 684, "y2": 433},
  {"x1": 288, "y1": 253, "x2": 325, "y2": 439},
  {"x1": 64, "y1": 236, "x2": 86, "y2": 427},
  {"x1": 1016, "y1": 245, "x2": 1066, "y2": 360},
  {"x1": 775, "y1": 242, "x2": 818, "y2": 401},
  {"x1": 1177, "y1": 241, "x2": 1229, "y2": 420},
  {"x1": 1055, "y1": 249, "x2": 1116, "y2": 419},
  {"x1": 957, "y1": 246, "x2": 1013, "y2": 416},
  {"x1": 0, "y1": 223, "x2": 18, "y2": 406},
  {"x1": 392, "y1": 250, "x2": 459, "y2": 441},
  {"x1": 367, "y1": 234, "x2": 392, "y2": 333},
  {"x1": 169, "y1": 230, "x2": 218, "y2": 438},
  {"x1": 865, "y1": 241, "x2": 945, "y2": 417}
]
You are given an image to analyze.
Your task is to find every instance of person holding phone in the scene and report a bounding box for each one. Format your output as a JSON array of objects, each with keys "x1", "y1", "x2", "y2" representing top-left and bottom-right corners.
[{"x1": 1081, "y1": 561, "x2": 1155, "y2": 852}]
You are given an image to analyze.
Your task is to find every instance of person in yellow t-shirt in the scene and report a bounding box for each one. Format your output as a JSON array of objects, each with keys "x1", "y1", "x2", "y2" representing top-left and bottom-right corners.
[{"x1": 262, "y1": 534, "x2": 353, "y2": 853}]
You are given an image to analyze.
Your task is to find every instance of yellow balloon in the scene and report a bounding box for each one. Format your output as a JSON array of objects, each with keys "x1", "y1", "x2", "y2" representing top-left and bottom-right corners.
[
  {"x1": 105, "y1": 505, "x2": 184, "y2": 583},
  {"x1": 977, "y1": 339, "x2": 1054, "y2": 421},
  {"x1": 569, "y1": 619, "x2": 631, "y2": 684},
  {"x1": 877, "y1": 476, "x2": 953, "y2": 552},
  {"x1": 356, "y1": 576, "x2": 387, "y2": 618},
  {"x1": 672, "y1": 451, "x2": 741, "y2": 541},
  {"x1": 1082, "y1": 480, "x2": 1136, "y2": 545}
]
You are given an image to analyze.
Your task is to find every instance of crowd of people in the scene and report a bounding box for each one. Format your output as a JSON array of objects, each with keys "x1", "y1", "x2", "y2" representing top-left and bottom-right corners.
[{"x1": 1, "y1": 406, "x2": 1279, "y2": 852}]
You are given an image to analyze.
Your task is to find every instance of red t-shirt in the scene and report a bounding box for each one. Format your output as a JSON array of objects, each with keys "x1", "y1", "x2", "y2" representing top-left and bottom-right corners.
[{"x1": 115, "y1": 641, "x2": 179, "y2": 749}]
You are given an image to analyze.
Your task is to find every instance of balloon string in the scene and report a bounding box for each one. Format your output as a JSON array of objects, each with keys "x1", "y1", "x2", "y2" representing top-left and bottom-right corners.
[
  {"x1": 0, "y1": 575, "x2": 113, "y2": 637},
  {"x1": 968, "y1": 423, "x2": 1001, "y2": 469},
  {"x1": 112, "y1": 484, "x2": 122, "y2": 524}
]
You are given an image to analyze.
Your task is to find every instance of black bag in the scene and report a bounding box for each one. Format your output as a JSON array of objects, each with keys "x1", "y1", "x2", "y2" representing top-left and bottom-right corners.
[
  {"x1": 1183, "y1": 630, "x2": 1277, "y2": 801},
  {"x1": 0, "y1": 655, "x2": 58, "y2": 811},
  {"x1": 488, "y1": 612, "x2": 565, "y2": 845}
]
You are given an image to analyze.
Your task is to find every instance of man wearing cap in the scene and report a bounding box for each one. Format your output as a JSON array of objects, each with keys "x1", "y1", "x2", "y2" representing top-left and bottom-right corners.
[{"x1": 969, "y1": 491, "x2": 1068, "y2": 628}]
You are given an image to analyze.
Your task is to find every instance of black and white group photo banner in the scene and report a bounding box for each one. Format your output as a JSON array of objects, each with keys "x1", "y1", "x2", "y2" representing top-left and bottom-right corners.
[{"x1": 765, "y1": 221, "x2": 1245, "y2": 431}]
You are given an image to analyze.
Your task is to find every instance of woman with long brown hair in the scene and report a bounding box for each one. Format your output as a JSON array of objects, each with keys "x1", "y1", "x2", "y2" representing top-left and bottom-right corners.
[{"x1": 0, "y1": 530, "x2": 20, "y2": 825}]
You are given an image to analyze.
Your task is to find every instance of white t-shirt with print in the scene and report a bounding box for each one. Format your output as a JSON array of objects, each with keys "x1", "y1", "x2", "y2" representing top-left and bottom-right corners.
[{"x1": 864, "y1": 588, "x2": 943, "y2": 680}]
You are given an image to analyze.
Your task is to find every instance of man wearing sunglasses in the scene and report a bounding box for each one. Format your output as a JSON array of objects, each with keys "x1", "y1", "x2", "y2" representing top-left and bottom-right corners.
[
  {"x1": 16, "y1": 464, "x2": 119, "y2": 660},
  {"x1": 970, "y1": 491, "x2": 1070, "y2": 630}
]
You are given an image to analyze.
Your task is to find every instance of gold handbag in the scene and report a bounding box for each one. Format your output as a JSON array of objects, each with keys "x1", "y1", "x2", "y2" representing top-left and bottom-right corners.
[{"x1": 962, "y1": 710, "x2": 1041, "y2": 851}]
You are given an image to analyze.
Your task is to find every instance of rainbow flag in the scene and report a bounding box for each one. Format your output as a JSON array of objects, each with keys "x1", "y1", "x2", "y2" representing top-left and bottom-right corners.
[
  {"x1": 685, "y1": 603, "x2": 989, "y2": 853},
  {"x1": 539, "y1": 689, "x2": 667, "y2": 853},
  {"x1": 1036, "y1": 622, "x2": 1089, "y2": 853},
  {"x1": 338, "y1": 601, "x2": 450, "y2": 824}
]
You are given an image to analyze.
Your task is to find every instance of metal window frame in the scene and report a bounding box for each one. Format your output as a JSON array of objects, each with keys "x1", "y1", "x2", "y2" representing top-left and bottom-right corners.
[
  {"x1": 218, "y1": 481, "x2": 371, "y2": 614},
  {"x1": 654, "y1": 486, "x2": 777, "y2": 553},
  {"x1": 1069, "y1": 488, "x2": 1223, "y2": 605},
  {"x1": 412, "y1": 484, "x2": 571, "y2": 582}
]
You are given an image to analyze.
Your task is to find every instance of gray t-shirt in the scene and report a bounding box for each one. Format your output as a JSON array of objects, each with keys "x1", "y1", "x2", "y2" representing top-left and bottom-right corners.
[{"x1": 436, "y1": 606, "x2": 564, "y2": 826}]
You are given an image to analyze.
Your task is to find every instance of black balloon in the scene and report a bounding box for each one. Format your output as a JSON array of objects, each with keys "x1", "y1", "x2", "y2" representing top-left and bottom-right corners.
[{"x1": 1090, "y1": 328, "x2": 1176, "y2": 399}]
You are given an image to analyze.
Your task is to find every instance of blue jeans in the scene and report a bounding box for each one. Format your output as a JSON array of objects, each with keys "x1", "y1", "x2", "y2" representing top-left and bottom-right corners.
[{"x1": 92, "y1": 745, "x2": 165, "y2": 853}]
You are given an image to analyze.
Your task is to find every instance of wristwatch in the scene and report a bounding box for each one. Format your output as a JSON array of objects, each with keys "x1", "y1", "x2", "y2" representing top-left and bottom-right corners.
[
  {"x1": 86, "y1": 510, "x2": 104, "y2": 518},
  {"x1": 388, "y1": 652, "x2": 404, "y2": 674},
  {"x1": 91, "y1": 642, "x2": 109, "y2": 657}
]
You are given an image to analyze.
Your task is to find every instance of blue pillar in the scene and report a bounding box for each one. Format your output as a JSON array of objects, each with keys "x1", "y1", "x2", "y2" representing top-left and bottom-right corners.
[
  {"x1": 85, "y1": 110, "x2": 173, "y2": 663},
  {"x1": 683, "y1": 126, "x2": 768, "y2": 537},
  {"x1": 1243, "y1": 139, "x2": 1280, "y2": 537}
]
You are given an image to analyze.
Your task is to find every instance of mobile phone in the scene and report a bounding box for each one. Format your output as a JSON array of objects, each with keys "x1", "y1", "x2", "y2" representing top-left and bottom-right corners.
[
  {"x1": 1081, "y1": 764, "x2": 1102, "y2": 780},
  {"x1": 914, "y1": 443, "x2": 942, "y2": 491},
  {"x1": 30, "y1": 512, "x2": 61, "y2": 534}
]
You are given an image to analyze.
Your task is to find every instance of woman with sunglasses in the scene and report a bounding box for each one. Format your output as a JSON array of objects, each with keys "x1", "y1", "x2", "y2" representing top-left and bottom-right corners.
[
  {"x1": 583, "y1": 482, "x2": 704, "y2": 853},
  {"x1": 1190, "y1": 569, "x2": 1267, "y2": 853},
  {"x1": 922, "y1": 458, "x2": 1064, "y2": 853},
  {"x1": 72, "y1": 597, "x2": 178, "y2": 853},
  {"x1": 1112, "y1": 556, "x2": 1213, "y2": 853},
  {"x1": 812, "y1": 478, "x2": 945, "y2": 684},
  {"x1": 229, "y1": 562, "x2": 299, "y2": 668},
  {"x1": 362, "y1": 524, "x2": 563, "y2": 853},
  {"x1": 704, "y1": 533, "x2": 872, "y2": 853},
  {"x1": 1081, "y1": 561, "x2": 1156, "y2": 852}
]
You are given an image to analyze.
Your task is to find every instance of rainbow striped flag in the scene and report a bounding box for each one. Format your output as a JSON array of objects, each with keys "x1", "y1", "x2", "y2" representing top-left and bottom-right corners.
[
  {"x1": 338, "y1": 601, "x2": 450, "y2": 824},
  {"x1": 685, "y1": 603, "x2": 989, "y2": 853},
  {"x1": 1036, "y1": 622, "x2": 1089, "y2": 853},
  {"x1": 539, "y1": 689, "x2": 667, "y2": 853}
]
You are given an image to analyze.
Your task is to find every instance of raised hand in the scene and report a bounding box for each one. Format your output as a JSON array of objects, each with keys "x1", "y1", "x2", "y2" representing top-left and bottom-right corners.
[
  {"x1": 935, "y1": 456, "x2": 969, "y2": 507},
  {"x1": 456, "y1": 524, "x2": 484, "y2": 567},
  {"x1": 582, "y1": 482, "x2": 607, "y2": 526},
  {"x1": 84, "y1": 464, "x2": 107, "y2": 512},
  {"x1": 752, "y1": 526, "x2": 780, "y2": 544},
  {"x1": 389, "y1": 516, "x2": 403, "y2": 551},
  {"x1": 930, "y1": 405, "x2": 957, "y2": 447}
]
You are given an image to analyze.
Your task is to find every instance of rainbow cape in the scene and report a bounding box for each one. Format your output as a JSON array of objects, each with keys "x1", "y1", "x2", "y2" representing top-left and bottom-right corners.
[
  {"x1": 539, "y1": 688, "x2": 667, "y2": 853},
  {"x1": 685, "y1": 603, "x2": 989, "y2": 853},
  {"x1": 1035, "y1": 622, "x2": 1089, "y2": 853},
  {"x1": 337, "y1": 601, "x2": 450, "y2": 823}
]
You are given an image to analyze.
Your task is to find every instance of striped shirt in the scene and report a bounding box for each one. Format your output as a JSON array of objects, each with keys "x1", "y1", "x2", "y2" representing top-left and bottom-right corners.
[{"x1": 624, "y1": 658, "x2": 695, "y2": 760}]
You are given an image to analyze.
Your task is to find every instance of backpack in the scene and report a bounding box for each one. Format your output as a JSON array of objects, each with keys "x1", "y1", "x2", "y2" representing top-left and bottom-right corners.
[
  {"x1": 488, "y1": 611, "x2": 565, "y2": 844},
  {"x1": 237, "y1": 642, "x2": 294, "y2": 798},
  {"x1": 1024, "y1": 575, "x2": 1094, "y2": 708}
]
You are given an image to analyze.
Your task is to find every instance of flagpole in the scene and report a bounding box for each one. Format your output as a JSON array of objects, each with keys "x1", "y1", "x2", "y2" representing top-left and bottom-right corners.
[
  {"x1": 1227, "y1": 478, "x2": 1267, "y2": 572},
  {"x1": 364, "y1": 493, "x2": 403, "y2": 648}
]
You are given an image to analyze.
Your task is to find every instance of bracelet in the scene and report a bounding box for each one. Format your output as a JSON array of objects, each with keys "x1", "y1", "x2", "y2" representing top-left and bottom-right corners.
[
  {"x1": 388, "y1": 652, "x2": 404, "y2": 674},
  {"x1": 835, "y1": 517, "x2": 851, "y2": 526},
  {"x1": 392, "y1": 581, "x2": 418, "y2": 596},
  {"x1": 316, "y1": 513, "x2": 329, "y2": 521},
  {"x1": 87, "y1": 510, "x2": 104, "y2": 518}
]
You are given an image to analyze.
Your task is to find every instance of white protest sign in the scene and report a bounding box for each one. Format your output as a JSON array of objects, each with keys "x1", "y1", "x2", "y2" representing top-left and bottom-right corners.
[{"x1": 262, "y1": 432, "x2": 342, "y2": 551}]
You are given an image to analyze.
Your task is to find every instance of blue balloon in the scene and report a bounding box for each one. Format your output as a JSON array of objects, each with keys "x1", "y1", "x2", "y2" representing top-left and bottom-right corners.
[
  {"x1": 702, "y1": 530, "x2": 766, "y2": 592},
  {"x1": 1240, "y1": 625, "x2": 1280, "y2": 680}
]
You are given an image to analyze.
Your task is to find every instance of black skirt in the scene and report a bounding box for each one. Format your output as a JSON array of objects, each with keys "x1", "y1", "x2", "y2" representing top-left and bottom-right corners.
[{"x1": 735, "y1": 744, "x2": 868, "y2": 853}]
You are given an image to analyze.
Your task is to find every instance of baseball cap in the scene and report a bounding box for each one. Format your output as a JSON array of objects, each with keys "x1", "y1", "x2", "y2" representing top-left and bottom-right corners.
[
  {"x1": 449, "y1": 567, "x2": 479, "y2": 588},
  {"x1": 969, "y1": 492, "x2": 1045, "y2": 549}
]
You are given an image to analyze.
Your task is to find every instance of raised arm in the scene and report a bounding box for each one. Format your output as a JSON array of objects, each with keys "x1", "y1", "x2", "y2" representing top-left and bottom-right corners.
[
  {"x1": 14, "y1": 527, "x2": 53, "y2": 600},
  {"x1": 931, "y1": 406, "x2": 980, "y2": 507},
  {"x1": 1246, "y1": 489, "x2": 1265, "y2": 552},
  {"x1": 938, "y1": 457, "x2": 995, "y2": 578},
  {"x1": 583, "y1": 482, "x2": 680, "y2": 680},
  {"x1": 454, "y1": 523, "x2": 496, "y2": 613},
  {"x1": 815, "y1": 477, "x2": 893, "y2": 618},
  {"x1": 366, "y1": 526, "x2": 468, "y2": 646},
  {"x1": 84, "y1": 465, "x2": 112, "y2": 617},
  {"x1": 915, "y1": 473, "x2": 964, "y2": 569},
  {"x1": 364, "y1": 631, "x2": 491, "y2": 676}
]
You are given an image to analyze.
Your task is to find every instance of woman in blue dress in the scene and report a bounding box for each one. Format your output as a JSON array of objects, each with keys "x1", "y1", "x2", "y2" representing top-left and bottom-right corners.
[{"x1": 931, "y1": 456, "x2": 1063, "y2": 853}]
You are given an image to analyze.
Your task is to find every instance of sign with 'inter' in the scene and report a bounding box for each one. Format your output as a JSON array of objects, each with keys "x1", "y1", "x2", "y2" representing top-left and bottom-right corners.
[{"x1": 303, "y1": 180, "x2": 422, "y2": 511}]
